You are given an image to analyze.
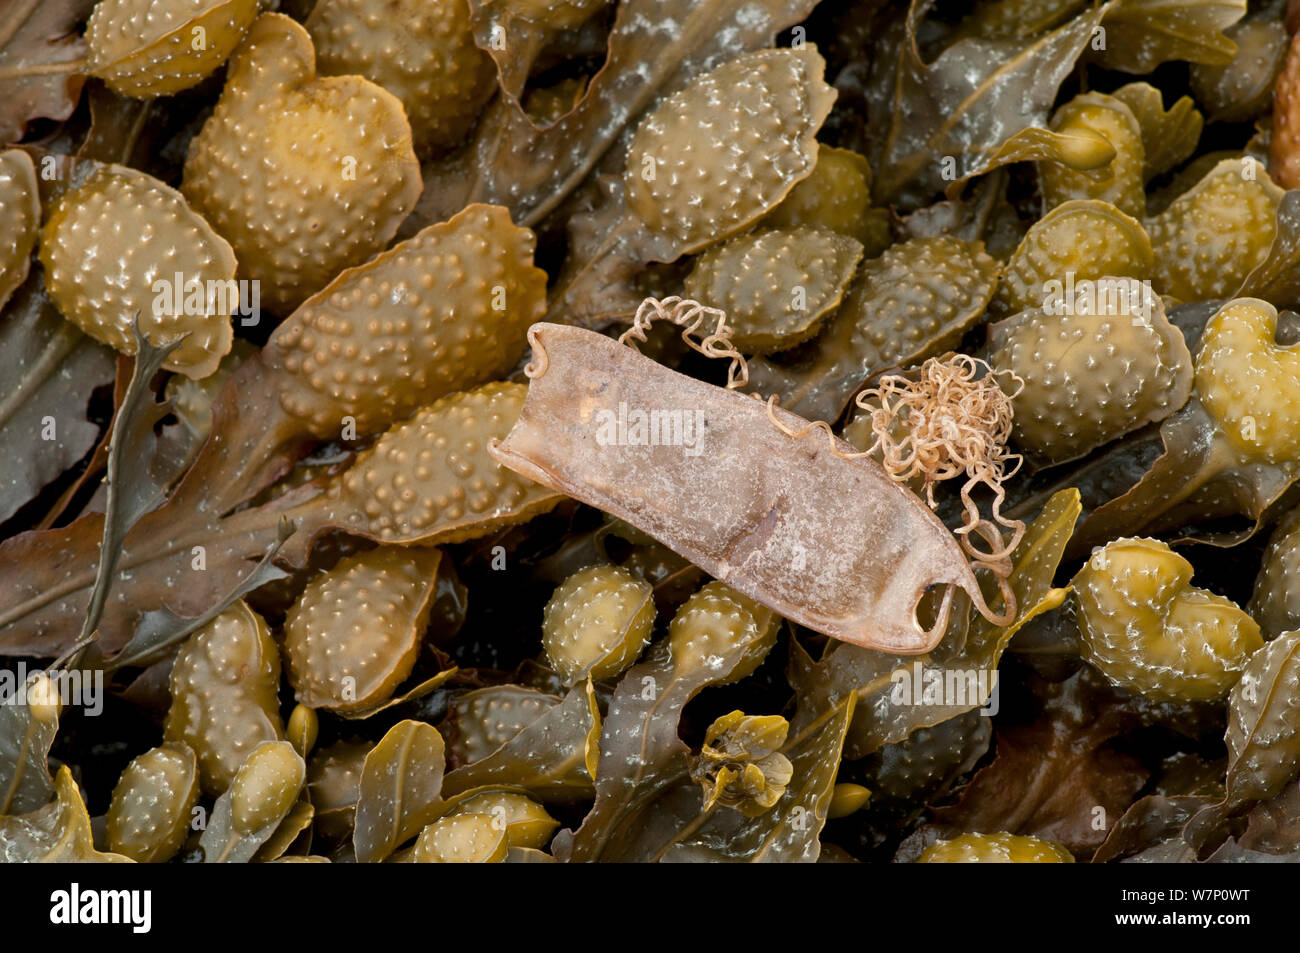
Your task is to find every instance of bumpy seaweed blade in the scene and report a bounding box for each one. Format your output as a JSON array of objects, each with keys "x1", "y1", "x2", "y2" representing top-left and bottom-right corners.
[{"x1": 408, "y1": 0, "x2": 824, "y2": 230}]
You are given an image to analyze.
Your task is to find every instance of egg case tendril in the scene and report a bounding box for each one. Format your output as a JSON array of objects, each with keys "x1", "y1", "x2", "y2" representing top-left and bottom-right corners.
[{"x1": 521, "y1": 296, "x2": 1022, "y2": 632}]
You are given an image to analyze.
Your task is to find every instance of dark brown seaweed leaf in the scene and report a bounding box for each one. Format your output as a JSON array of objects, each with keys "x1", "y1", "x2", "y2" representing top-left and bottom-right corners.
[
  {"x1": 0, "y1": 382, "x2": 562, "y2": 659},
  {"x1": 865, "y1": 0, "x2": 1117, "y2": 206},
  {"x1": 1092, "y1": 794, "x2": 1210, "y2": 862},
  {"x1": 926, "y1": 670, "x2": 1149, "y2": 857},
  {"x1": 1232, "y1": 777, "x2": 1300, "y2": 856},
  {"x1": 0, "y1": 277, "x2": 113, "y2": 524},
  {"x1": 0, "y1": 0, "x2": 93, "y2": 145},
  {"x1": 55, "y1": 323, "x2": 180, "y2": 666},
  {"x1": 1070, "y1": 399, "x2": 1297, "y2": 555},
  {"x1": 102, "y1": 519, "x2": 294, "y2": 671}
]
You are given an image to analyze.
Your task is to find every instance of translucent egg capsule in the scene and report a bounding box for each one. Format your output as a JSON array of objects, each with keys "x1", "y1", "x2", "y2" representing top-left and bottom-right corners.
[{"x1": 1269, "y1": 27, "x2": 1300, "y2": 189}]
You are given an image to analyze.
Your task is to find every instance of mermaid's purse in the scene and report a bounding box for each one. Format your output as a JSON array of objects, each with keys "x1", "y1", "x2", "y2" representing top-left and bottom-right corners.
[{"x1": 489, "y1": 299, "x2": 1021, "y2": 654}]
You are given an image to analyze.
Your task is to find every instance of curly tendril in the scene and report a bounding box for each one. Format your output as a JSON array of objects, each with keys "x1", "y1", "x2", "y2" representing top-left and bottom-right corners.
[{"x1": 617, "y1": 295, "x2": 751, "y2": 390}]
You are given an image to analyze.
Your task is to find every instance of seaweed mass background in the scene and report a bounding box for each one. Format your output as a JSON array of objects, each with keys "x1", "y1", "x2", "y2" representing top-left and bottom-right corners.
[{"x1": 3, "y1": 0, "x2": 1300, "y2": 866}]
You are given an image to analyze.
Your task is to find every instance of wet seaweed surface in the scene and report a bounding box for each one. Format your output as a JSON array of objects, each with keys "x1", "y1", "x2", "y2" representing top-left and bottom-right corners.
[{"x1": 2, "y1": 0, "x2": 1300, "y2": 866}]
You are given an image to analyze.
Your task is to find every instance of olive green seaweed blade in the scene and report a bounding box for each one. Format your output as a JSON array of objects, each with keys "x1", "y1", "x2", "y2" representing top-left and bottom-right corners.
[
  {"x1": 987, "y1": 290, "x2": 1192, "y2": 466},
  {"x1": 1108, "y1": 82, "x2": 1203, "y2": 179},
  {"x1": 441, "y1": 680, "x2": 600, "y2": 803},
  {"x1": 198, "y1": 741, "x2": 306, "y2": 863},
  {"x1": 749, "y1": 236, "x2": 1000, "y2": 423},
  {"x1": 660, "y1": 696, "x2": 856, "y2": 862},
  {"x1": 791, "y1": 489, "x2": 1080, "y2": 759},
  {"x1": 282, "y1": 546, "x2": 444, "y2": 712},
  {"x1": 1089, "y1": 0, "x2": 1247, "y2": 73},
  {"x1": 554, "y1": 585, "x2": 779, "y2": 862},
  {"x1": 682, "y1": 226, "x2": 863, "y2": 354},
  {"x1": 0, "y1": 768, "x2": 131, "y2": 863},
  {"x1": 443, "y1": 685, "x2": 562, "y2": 768},
  {"x1": 0, "y1": 669, "x2": 60, "y2": 815},
  {"x1": 0, "y1": 148, "x2": 39, "y2": 311},
  {"x1": 87, "y1": 0, "x2": 261, "y2": 98},
  {"x1": 1184, "y1": 629, "x2": 1300, "y2": 851},
  {"x1": 263, "y1": 203, "x2": 548, "y2": 440},
  {"x1": 408, "y1": 0, "x2": 826, "y2": 231},
  {"x1": 353, "y1": 720, "x2": 446, "y2": 863},
  {"x1": 287, "y1": 381, "x2": 568, "y2": 555},
  {"x1": 106, "y1": 742, "x2": 200, "y2": 863}
]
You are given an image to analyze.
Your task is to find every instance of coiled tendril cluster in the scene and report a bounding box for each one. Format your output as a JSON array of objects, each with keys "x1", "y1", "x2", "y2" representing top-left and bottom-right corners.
[{"x1": 855, "y1": 355, "x2": 1026, "y2": 574}]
